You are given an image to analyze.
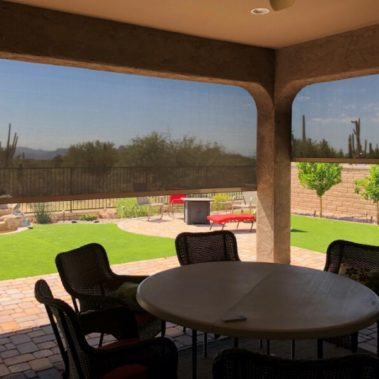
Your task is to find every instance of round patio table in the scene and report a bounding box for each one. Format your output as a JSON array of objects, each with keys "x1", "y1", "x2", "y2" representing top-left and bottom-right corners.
[{"x1": 137, "y1": 261, "x2": 379, "y2": 378}]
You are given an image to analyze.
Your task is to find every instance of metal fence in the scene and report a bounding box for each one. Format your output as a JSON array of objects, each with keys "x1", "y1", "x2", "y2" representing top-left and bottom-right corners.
[
  {"x1": 18, "y1": 192, "x2": 243, "y2": 214},
  {"x1": 0, "y1": 164, "x2": 256, "y2": 203}
]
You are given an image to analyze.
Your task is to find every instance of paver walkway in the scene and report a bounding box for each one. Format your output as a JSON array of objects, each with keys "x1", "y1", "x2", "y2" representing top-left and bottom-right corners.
[{"x1": 0, "y1": 215, "x2": 376, "y2": 377}]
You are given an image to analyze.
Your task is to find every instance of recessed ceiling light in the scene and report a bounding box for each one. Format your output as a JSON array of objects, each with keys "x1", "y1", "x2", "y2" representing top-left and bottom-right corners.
[{"x1": 250, "y1": 8, "x2": 270, "y2": 15}]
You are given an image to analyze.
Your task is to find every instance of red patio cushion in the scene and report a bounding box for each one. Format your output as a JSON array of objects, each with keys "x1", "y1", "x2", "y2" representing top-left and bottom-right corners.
[{"x1": 207, "y1": 213, "x2": 256, "y2": 224}]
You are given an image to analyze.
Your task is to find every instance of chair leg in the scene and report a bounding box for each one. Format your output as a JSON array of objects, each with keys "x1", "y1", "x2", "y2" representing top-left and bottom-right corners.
[
  {"x1": 291, "y1": 340, "x2": 296, "y2": 360},
  {"x1": 317, "y1": 339, "x2": 323, "y2": 359},
  {"x1": 98, "y1": 332, "x2": 104, "y2": 347},
  {"x1": 203, "y1": 333, "x2": 208, "y2": 358},
  {"x1": 351, "y1": 332, "x2": 358, "y2": 353},
  {"x1": 192, "y1": 329, "x2": 197, "y2": 379},
  {"x1": 161, "y1": 320, "x2": 166, "y2": 337}
]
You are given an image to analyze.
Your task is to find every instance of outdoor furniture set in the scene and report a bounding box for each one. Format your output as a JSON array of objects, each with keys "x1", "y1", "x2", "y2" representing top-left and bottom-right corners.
[
  {"x1": 34, "y1": 234, "x2": 379, "y2": 378},
  {"x1": 138, "y1": 233, "x2": 379, "y2": 379},
  {"x1": 136, "y1": 194, "x2": 186, "y2": 220},
  {"x1": 139, "y1": 192, "x2": 257, "y2": 231}
]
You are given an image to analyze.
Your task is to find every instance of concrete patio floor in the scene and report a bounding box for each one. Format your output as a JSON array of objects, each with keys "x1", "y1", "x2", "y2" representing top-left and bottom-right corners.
[{"x1": 0, "y1": 214, "x2": 376, "y2": 377}]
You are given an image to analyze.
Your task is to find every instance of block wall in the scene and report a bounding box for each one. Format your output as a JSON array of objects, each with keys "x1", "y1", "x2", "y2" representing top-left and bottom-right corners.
[{"x1": 291, "y1": 164, "x2": 378, "y2": 222}]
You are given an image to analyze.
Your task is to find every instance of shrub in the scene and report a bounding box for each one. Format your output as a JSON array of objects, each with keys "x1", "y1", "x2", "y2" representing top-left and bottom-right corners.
[
  {"x1": 355, "y1": 165, "x2": 379, "y2": 224},
  {"x1": 32, "y1": 203, "x2": 52, "y2": 224},
  {"x1": 79, "y1": 214, "x2": 97, "y2": 221},
  {"x1": 116, "y1": 198, "x2": 148, "y2": 218},
  {"x1": 212, "y1": 193, "x2": 232, "y2": 211}
]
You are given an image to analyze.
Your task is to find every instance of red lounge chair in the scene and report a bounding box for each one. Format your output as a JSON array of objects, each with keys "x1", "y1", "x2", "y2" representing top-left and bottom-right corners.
[{"x1": 207, "y1": 213, "x2": 256, "y2": 231}]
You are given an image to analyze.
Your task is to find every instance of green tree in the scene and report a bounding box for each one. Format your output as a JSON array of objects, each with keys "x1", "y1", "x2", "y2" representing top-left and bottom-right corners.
[
  {"x1": 297, "y1": 162, "x2": 342, "y2": 217},
  {"x1": 64, "y1": 140, "x2": 118, "y2": 176},
  {"x1": 355, "y1": 165, "x2": 379, "y2": 224}
]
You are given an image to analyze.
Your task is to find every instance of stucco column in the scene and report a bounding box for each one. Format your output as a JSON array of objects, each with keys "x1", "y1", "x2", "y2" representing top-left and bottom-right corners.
[{"x1": 256, "y1": 102, "x2": 291, "y2": 263}]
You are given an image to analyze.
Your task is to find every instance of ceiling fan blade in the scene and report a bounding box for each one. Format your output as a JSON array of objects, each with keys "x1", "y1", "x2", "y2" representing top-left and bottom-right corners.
[{"x1": 269, "y1": 0, "x2": 295, "y2": 11}]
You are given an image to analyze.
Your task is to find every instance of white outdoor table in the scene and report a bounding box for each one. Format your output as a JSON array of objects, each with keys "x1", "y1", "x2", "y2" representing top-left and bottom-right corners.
[
  {"x1": 137, "y1": 261, "x2": 379, "y2": 379},
  {"x1": 182, "y1": 197, "x2": 212, "y2": 225}
]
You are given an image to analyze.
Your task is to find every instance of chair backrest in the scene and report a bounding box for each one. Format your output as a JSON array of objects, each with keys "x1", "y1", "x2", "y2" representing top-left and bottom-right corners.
[
  {"x1": 213, "y1": 349, "x2": 379, "y2": 379},
  {"x1": 35, "y1": 279, "x2": 91, "y2": 378},
  {"x1": 175, "y1": 231, "x2": 239, "y2": 265},
  {"x1": 169, "y1": 194, "x2": 186, "y2": 204},
  {"x1": 56, "y1": 243, "x2": 114, "y2": 309},
  {"x1": 242, "y1": 191, "x2": 256, "y2": 206},
  {"x1": 137, "y1": 197, "x2": 150, "y2": 206},
  {"x1": 324, "y1": 240, "x2": 379, "y2": 294}
]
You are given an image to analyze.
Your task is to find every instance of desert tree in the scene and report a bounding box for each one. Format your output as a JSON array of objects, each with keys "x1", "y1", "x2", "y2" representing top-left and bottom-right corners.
[
  {"x1": 297, "y1": 162, "x2": 342, "y2": 217},
  {"x1": 355, "y1": 165, "x2": 379, "y2": 224}
]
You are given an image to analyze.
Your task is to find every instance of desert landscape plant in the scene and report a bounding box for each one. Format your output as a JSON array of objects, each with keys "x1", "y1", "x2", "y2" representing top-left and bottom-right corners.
[
  {"x1": 297, "y1": 162, "x2": 342, "y2": 217},
  {"x1": 355, "y1": 165, "x2": 379, "y2": 224}
]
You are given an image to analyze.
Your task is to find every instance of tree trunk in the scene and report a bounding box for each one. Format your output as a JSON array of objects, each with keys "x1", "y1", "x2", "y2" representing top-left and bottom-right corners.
[
  {"x1": 319, "y1": 196, "x2": 323, "y2": 218},
  {"x1": 376, "y1": 202, "x2": 379, "y2": 225}
]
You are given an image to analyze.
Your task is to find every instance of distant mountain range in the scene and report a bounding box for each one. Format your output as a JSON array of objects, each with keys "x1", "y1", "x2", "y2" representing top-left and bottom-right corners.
[{"x1": 16, "y1": 147, "x2": 67, "y2": 160}]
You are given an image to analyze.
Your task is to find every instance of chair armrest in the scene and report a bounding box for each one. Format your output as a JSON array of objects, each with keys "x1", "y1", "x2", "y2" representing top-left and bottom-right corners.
[
  {"x1": 76, "y1": 293, "x2": 125, "y2": 312},
  {"x1": 90, "y1": 337, "x2": 178, "y2": 379},
  {"x1": 79, "y1": 307, "x2": 138, "y2": 339}
]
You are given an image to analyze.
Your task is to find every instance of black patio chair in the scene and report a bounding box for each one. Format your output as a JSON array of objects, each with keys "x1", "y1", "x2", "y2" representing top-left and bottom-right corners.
[
  {"x1": 34, "y1": 279, "x2": 178, "y2": 379},
  {"x1": 319, "y1": 240, "x2": 379, "y2": 357},
  {"x1": 175, "y1": 230, "x2": 240, "y2": 356},
  {"x1": 55, "y1": 242, "x2": 163, "y2": 340},
  {"x1": 213, "y1": 348, "x2": 379, "y2": 379}
]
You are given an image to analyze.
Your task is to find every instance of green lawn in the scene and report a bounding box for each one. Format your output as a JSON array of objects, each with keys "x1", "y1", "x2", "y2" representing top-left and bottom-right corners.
[
  {"x1": 0, "y1": 224, "x2": 175, "y2": 280},
  {"x1": 1, "y1": 216, "x2": 379, "y2": 281},
  {"x1": 291, "y1": 215, "x2": 379, "y2": 253}
]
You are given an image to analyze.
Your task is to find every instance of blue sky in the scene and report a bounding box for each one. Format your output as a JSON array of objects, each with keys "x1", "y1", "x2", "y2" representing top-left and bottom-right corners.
[
  {"x1": 0, "y1": 59, "x2": 257, "y2": 157},
  {"x1": 293, "y1": 75, "x2": 379, "y2": 153},
  {"x1": 1, "y1": 59, "x2": 377, "y2": 158}
]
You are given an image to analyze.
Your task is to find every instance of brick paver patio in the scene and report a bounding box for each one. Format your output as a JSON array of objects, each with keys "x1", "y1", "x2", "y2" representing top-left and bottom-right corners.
[{"x1": 0, "y1": 215, "x2": 376, "y2": 377}]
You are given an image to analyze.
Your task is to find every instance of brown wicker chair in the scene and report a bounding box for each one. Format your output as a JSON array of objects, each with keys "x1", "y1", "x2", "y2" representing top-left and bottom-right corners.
[
  {"x1": 319, "y1": 240, "x2": 379, "y2": 357},
  {"x1": 55, "y1": 243, "x2": 163, "y2": 339},
  {"x1": 175, "y1": 230, "x2": 240, "y2": 265},
  {"x1": 34, "y1": 279, "x2": 178, "y2": 379},
  {"x1": 213, "y1": 349, "x2": 379, "y2": 379},
  {"x1": 175, "y1": 231, "x2": 240, "y2": 357}
]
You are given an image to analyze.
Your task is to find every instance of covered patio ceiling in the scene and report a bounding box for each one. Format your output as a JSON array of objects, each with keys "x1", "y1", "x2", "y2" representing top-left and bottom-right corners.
[
  {"x1": 0, "y1": 1, "x2": 378, "y2": 263},
  {"x1": 6, "y1": 0, "x2": 379, "y2": 48}
]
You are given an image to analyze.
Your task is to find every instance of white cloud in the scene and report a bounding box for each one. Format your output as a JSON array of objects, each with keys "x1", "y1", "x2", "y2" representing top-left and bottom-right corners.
[
  {"x1": 296, "y1": 95, "x2": 311, "y2": 102},
  {"x1": 310, "y1": 117, "x2": 359, "y2": 125},
  {"x1": 369, "y1": 112, "x2": 379, "y2": 123},
  {"x1": 362, "y1": 102, "x2": 379, "y2": 112},
  {"x1": 343, "y1": 104, "x2": 357, "y2": 110}
]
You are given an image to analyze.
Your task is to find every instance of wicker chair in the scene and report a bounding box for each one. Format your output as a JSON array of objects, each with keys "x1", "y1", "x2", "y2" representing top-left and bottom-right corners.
[
  {"x1": 34, "y1": 279, "x2": 177, "y2": 379},
  {"x1": 175, "y1": 230, "x2": 240, "y2": 265},
  {"x1": 175, "y1": 230, "x2": 240, "y2": 356},
  {"x1": 212, "y1": 349, "x2": 379, "y2": 379},
  {"x1": 320, "y1": 240, "x2": 379, "y2": 357},
  {"x1": 55, "y1": 243, "x2": 163, "y2": 339}
]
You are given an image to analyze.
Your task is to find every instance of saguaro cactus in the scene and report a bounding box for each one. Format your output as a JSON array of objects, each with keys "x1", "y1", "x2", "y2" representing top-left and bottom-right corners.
[
  {"x1": 0, "y1": 124, "x2": 18, "y2": 167},
  {"x1": 349, "y1": 118, "x2": 367, "y2": 158}
]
